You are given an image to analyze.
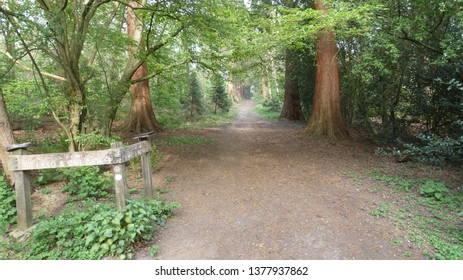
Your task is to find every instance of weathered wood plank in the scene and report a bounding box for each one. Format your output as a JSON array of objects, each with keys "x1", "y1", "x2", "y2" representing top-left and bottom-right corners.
[
  {"x1": 111, "y1": 143, "x2": 128, "y2": 210},
  {"x1": 120, "y1": 141, "x2": 151, "y2": 163},
  {"x1": 7, "y1": 141, "x2": 151, "y2": 171},
  {"x1": 141, "y1": 151, "x2": 153, "y2": 200},
  {"x1": 11, "y1": 149, "x2": 32, "y2": 230}
]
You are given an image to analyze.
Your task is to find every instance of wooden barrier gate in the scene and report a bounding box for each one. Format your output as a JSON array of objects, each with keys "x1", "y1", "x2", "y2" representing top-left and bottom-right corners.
[{"x1": 7, "y1": 139, "x2": 154, "y2": 231}]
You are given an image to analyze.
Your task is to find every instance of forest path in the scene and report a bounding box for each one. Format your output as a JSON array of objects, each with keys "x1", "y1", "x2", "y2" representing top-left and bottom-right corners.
[{"x1": 135, "y1": 100, "x2": 418, "y2": 259}]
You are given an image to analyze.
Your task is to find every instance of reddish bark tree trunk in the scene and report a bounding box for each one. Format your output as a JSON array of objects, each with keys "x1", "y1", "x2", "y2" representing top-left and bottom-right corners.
[
  {"x1": 123, "y1": 63, "x2": 163, "y2": 133},
  {"x1": 122, "y1": 0, "x2": 162, "y2": 133},
  {"x1": 305, "y1": 0, "x2": 348, "y2": 141},
  {"x1": 280, "y1": 49, "x2": 303, "y2": 120}
]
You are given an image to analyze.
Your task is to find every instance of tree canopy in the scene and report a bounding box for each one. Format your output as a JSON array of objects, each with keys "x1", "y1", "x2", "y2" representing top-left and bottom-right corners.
[{"x1": 0, "y1": 0, "x2": 462, "y2": 164}]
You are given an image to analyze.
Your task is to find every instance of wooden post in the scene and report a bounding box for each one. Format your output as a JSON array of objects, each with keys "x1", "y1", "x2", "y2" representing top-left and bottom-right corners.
[
  {"x1": 111, "y1": 142, "x2": 128, "y2": 210},
  {"x1": 141, "y1": 151, "x2": 153, "y2": 200},
  {"x1": 10, "y1": 147, "x2": 32, "y2": 231},
  {"x1": 133, "y1": 132, "x2": 155, "y2": 200}
]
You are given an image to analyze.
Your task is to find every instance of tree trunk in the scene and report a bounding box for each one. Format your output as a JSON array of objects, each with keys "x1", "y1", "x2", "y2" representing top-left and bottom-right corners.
[
  {"x1": 0, "y1": 90, "x2": 15, "y2": 185},
  {"x1": 305, "y1": 0, "x2": 348, "y2": 141},
  {"x1": 280, "y1": 49, "x2": 303, "y2": 120},
  {"x1": 122, "y1": 63, "x2": 163, "y2": 133},
  {"x1": 122, "y1": 0, "x2": 162, "y2": 134}
]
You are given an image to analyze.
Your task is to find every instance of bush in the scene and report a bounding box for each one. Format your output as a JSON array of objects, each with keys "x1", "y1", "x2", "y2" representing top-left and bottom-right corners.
[
  {"x1": 0, "y1": 175, "x2": 16, "y2": 235},
  {"x1": 61, "y1": 166, "x2": 112, "y2": 202},
  {"x1": 393, "y1": 131, "x2": 463, "y2": 166},
  {"x1": 73, "y1": 132, "x2": 121, "y2": 151},
  {"x1": 25, "y1": 199, "x2": 179, "y2": 259},
  {"x1": 262, "y1": 97, "x2": 282, "y2": 112}
]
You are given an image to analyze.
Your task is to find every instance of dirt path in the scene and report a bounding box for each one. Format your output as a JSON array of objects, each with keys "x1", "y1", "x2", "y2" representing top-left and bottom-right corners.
[{"x1": 135, "y1": 100, "x2": 420, "y2": 260}]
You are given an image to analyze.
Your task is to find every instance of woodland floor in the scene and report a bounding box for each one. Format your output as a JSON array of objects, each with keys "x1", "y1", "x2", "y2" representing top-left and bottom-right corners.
[
  {"x1": 25, "y1": 100, "x2": 462, "y2": 260},
  {"x1": 131, "y1": 100, "x2": 461, "y2": 260}
]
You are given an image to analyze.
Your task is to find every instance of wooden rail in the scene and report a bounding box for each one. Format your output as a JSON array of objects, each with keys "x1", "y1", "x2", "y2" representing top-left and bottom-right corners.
[{"x1": 7, "y1": 141, "x2": 154, "y2": 231}]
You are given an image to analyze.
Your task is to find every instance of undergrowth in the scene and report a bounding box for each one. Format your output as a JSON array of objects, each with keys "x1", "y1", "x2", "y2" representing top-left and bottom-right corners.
[
  {"x1": 366, "y1": 168, "x2": 463, "y2": 259},
  {"x1": 61, "y1": 166, "x2": 112, "y2": 202},
  {"x1": 0, "y1": 175, "x2": 16, "y2": 235},
  {"x1": 159, "y1": 106, "x2": 238, "y2": 130},
  {"x1": 0, "y1": 167, "x2": 179, "y2": 260},
  {"x1": 23, "y1": 199, "x2": 179, "y2": 260},
  {"x1": 253, "y1": 104, "x2": 281, "y2": 120}
]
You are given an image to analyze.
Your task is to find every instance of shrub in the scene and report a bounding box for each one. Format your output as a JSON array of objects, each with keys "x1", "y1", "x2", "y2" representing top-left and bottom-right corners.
[
  {"x1": 262, "y1": 97, "x2": 282, "y2": 112},
  {"x1": 73, "y1": 132, "x2": 121, "y2": 151},
  {"x1": 61, "y1": 166, "x2": 112, "y2": 202},
  {"x1": 0, "y1": 175, "x2": 16, "y2": 235},
  {"x1": 393, "y1": 132, "x2": 463, "y2": 166},
  {"x1": 25, "y1": 199, "x2": 179, "y2": 260}
]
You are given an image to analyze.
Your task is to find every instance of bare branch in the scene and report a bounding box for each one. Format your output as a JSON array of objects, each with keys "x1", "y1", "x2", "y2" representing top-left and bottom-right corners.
[{"x1": 0, "y1": 50, "x2": 67, "y2": 82}]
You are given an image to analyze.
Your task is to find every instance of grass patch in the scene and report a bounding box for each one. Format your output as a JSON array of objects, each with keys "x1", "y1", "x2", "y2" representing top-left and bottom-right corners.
[
  {"x1": 253, "y1": 104, "x2": 280, "y2": 120},
  {"x1": 366, "y1": 168, "x2": 463, "y2": 259},
  {"x1": 157, "y1": 135, "x2": 214, "y2": 146}
]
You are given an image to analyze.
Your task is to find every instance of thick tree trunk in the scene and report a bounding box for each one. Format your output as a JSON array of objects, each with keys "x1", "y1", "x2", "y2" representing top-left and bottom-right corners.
[
  {"x1": 0, "y1": 90, "x2": 15, "y2": 185},
  {"x1": 280, "y1": 49, "x2": 303, "y2": 120},
  {"x1": 122, "y1": 63, "x2": 163, "y2": 133},
  {"x1": 122, "y1": 0, "x2": 162, "y2": 134},
  {"x1": 305, "y1": 0, "x2": 348, "y2": 141}
]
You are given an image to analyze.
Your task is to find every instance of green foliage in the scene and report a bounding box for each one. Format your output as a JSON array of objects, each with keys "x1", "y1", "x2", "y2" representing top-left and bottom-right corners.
[
  {"x1": 27, "y1": 135, "x2": 68, "y2": 154},
  {"x1": 210, "y1": 75, "x2": 230, "y2": 113},
  {"x1": 61, "y1": 167, "x2": 112, "y2": 202},
  {"x1": 0, "y1": 175, "x2": 16, "y2": 235},
  {"x1": 367, "y1": 169, "x2": 417, "y2": 191},
  {"x1": 176, "y1": 108, "x2": 238, "y2": 129},
  {"x1": 164, "y1": 176, "x2": 175, "y2": 183},
  {"x1": 158, "y1": 135, "x2": 214, "y2": 146},
  {"x1": 150, "y1": 144, "x2": 162, "y2": 169},
  {"x1": 24, "y1": 199, "x2": 179, "y2": 260},
  {"x1": 35, "y1": 169, "x2": 63, "y2": 186},
  {"x1": 261, "y1": 97, "x2": 282, "y2": 112},
  {"x1": 149, "y1": 245, "x2": 160, "y2": 257},
  {"x1": 367, "y1": 168, "x2": 463, "y2": 259},
  {"x1": 1, "y1": 79, "x2": 50, "y2": 128},
  {"x1": 38, "y1": 188, "x2": 52, "y2": 195},
  {"x1": 370, "y1": 202, "x2": 390, "y2": 218},
  {"x1": 253, "y1": 104, "x2": 280, "y2": 120},
  {"x1": 73, "y1": 132, "x2": 121, "y2": 151},
  {"x1": 420, "y1": 181, "x2": 449, "y2": 201},
  {"x1": 393, "y1": 131, "x2": 463, "y2": 166},
  {"x1": 188, "y1": 72, "x2": 204, "y2": 118}
]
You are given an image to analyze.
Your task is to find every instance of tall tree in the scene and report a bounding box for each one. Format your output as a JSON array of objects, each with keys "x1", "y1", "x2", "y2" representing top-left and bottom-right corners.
[
  {"x1": 305, "y1": 0, "x2": 347, "y2": 141},
  {"x1": 0, "y1": 0, "x2": 111, "y2": 151},
  {"x1": 122, "y1": 0, "x2": 162, "y2": 133}
]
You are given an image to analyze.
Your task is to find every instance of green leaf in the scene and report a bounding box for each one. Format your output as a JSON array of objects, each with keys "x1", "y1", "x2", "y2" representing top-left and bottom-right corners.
[{"x1": 103, "y1": 229, "x2": 113, "y2": 238}]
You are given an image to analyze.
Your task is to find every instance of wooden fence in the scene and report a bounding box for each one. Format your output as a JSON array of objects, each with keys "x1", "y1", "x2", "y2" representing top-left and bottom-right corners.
[{"x1": 7, "y1": 140, "x2": 154, "y2": 231}]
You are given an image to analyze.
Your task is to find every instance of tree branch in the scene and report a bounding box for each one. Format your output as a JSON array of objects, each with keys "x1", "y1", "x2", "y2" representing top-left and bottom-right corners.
[
  {"x1": 0, "y1": 49, "x2": 67, "y2": 82},
  {"x1": 146, "y1": 24, "x2": 184, "y2": 55},
  {"x1": 399, "y1": 29, "x2": 443, "y2": 55},
  {"x1": 130, "y1": 57, "x2": 192, "y2": 84}
]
